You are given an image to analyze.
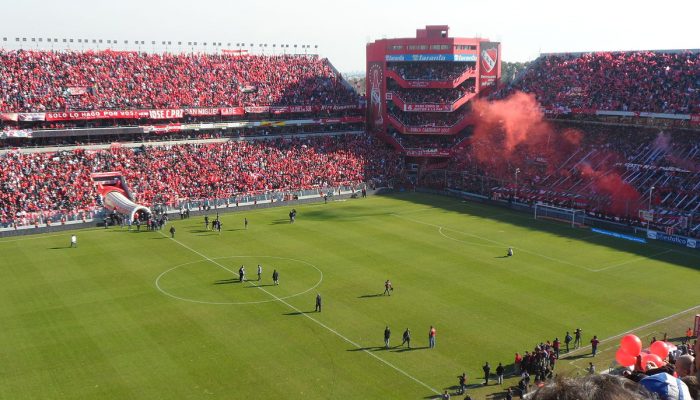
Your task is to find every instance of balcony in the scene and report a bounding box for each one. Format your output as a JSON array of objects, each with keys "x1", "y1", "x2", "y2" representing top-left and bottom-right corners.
[
  {"x1": 387, "y1": 113, "x2": 474, "y2": 135},
  {"x1": 386, "y1": 67, "x2": 476, "y2": 89},
  {"x1": 387, "y1": 91, "x2": 476, "y2": 113}
]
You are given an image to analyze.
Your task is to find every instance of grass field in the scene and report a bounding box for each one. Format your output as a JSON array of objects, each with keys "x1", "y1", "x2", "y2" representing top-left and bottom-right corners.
[{"x1": 1, "y1": 192, "x2": 699, "y2": 399}]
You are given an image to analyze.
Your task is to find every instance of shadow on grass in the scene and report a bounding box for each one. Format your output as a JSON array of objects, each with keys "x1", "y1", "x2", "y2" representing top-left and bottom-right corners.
[
  {"x1": 151, "y1": 237, "x2": 167, "y2": 240},
  {"x1": 245, "y1": 284, "x2": 275, "y2": 288},
  {"x1": 379, "y1": 191, "x2": 700, "y2": 272},
  {"x1": 214, "y1": 279, "x2": 239, "y2": 285},
  {"x1": 561, "y1": 353, "x2": 593, "y2": 361},
  {"x1": 49, "y1": 246, "x2": 70, "y2": 249},
  {"x1": 283, "y1": 311, "x2": 315, "y2": 316},
  {"x1": 358, "y1": 293, "x2": 385, "y2": 298},
  {"x1": 226, "y1": 228, "x2": 245, "y2": 232},
  {"x1": 270, "y1": 219, "x2": 291, "y2": 225},
  {"x1": 347, "y1": 346, "x2": 386, "y2": 352},
  {"x1": 494, "y1": 255, "x2": 510, "y2": 259},
  {"x1": 393, "y1": 346, "x2": 429, "y2": 352}
]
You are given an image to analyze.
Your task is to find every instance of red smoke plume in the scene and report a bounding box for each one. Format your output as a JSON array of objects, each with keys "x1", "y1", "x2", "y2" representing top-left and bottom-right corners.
[{"x1": 467, "y1": 91, "x2": 642, "y2": 216}]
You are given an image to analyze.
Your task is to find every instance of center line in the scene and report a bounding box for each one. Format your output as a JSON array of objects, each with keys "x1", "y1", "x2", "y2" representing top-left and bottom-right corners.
[{"x1": 158, "y1": 231, "x2": 440, "y2": 396}]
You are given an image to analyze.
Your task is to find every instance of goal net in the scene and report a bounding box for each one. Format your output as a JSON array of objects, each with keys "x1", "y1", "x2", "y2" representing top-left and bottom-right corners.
[{"x1": 534, "y1": 202, "x2": 587, "y2": 227}]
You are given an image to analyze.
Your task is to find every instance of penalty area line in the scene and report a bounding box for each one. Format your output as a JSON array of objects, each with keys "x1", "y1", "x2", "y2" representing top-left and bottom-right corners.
[{"x1": 157, "y1": 231, "x2": 440, "y2": 396}]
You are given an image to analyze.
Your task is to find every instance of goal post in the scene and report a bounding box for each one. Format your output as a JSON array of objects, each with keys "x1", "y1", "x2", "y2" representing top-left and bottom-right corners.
[{"x1": 534, "y1": 202, "x2": 586, "y2": 228}]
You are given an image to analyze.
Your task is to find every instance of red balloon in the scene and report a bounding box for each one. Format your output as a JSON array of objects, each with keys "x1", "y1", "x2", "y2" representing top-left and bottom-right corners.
[
  {"x1": 615, "y1": 347, "x2": 637, "y2": 366},
  {"x1": 641, "y1": 353, "x2": 665, "y2": 370},
  {"x1": 620, "y1": 334, "x2": 642, "y2": 356},
  {"x1": 664, "y1": 342, "x2": 677, "y2": 352},
  {"x1": 649, "y1": 340, "x2": 669, "y2": 359}
]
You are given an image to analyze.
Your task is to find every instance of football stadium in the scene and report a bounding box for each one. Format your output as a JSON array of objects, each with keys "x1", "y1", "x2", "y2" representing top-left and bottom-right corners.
[{"x1": 1, "y1": 3, "x2": 699, "y2": 399}]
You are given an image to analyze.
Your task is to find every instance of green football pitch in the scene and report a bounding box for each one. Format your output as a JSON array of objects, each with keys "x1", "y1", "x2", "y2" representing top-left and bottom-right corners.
[{"x1": 1, "y1": 192, "x2": 698, "y2": 399}]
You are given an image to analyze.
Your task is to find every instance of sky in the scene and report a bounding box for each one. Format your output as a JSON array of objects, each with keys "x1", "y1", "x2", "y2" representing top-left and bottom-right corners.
[{"x1": 0, "y1": 0, "x2": 698, "y2": 74}]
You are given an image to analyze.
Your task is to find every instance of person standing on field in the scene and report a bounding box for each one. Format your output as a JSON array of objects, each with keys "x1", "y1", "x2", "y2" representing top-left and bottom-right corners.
[
  {"x1": 384, "y1": 326, "x2": 391, "y2": 349},
  {"x1": 272, "y1": 269, "x2": 279, "y2": 285},
  {"x1": 315, "y1": 293, "x2": 322, "y2": 312},
  {"x1": 70, "y1": 234, "x2": 77, "y2": 248},
  {"x1": 257, "y1": 264, "x2": 262, "y2": 281},
  {"x1": 429, "y1": 326, "x2": 436, "y2": 349},
  {"x1": 402, "y1": 328, "x2": 411, "y2": 348}
]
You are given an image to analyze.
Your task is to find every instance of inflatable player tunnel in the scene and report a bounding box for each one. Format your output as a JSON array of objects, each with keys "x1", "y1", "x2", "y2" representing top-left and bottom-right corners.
[{"x1": 91, "y1": 172, "x2": 151, "y2": 221}]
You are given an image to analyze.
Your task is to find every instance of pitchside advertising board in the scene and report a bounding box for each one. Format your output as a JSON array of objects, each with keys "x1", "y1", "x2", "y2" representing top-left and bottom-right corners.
[
  {"x1": 479, "y1": 41, "x2": 500, "y2": 90},
  {"x1": 647, "y1": 230, "x2": 699, "y2": 249}
]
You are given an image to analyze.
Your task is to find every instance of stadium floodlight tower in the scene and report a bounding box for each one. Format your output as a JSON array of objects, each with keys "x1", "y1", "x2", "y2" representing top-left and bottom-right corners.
[{"x1": 366, "y1": 25, "x2": 500, "y2": 171}]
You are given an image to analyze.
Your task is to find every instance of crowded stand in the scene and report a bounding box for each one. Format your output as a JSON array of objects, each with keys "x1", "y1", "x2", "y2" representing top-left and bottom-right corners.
[
  {"x1": 0, "y1": 50, "x2": 358, "y2": 112},
  {"x1": 0, "y1": 135, "x2": 401, "y2": 228},
  {"x1": 501, "y1": 51, "x2": 700, "y2": 114},
  {"x1": 387, "y1": 61, "x2": 474, "y2": 81},
  {"x1": 387, "y1": 80, "x2": 475, "y2": 104}
]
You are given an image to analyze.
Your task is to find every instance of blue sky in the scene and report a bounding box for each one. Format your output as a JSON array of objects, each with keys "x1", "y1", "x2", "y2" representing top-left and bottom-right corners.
[{"x1": 1, "y1": 0, "x2": 697, "y2": 73}]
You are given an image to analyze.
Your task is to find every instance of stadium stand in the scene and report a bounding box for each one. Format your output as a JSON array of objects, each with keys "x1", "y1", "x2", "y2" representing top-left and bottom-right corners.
[
  {"x1": 0, "y1": 50, "x2": 358, "y2": 112},
  {"x1": 499, "y1": 50, "x2": 700, "y2": 114},
  {"x1": 0, "y1": 135, "x2": 400, "y2": 228},
  {"x1": 440, "y1": 123, "x2": 700, "y2": 237}
]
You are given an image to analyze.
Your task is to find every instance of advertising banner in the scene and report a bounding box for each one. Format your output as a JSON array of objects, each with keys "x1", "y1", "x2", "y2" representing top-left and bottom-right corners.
[
  {"x1": 405, "y1": 148, "x2": 451, "y2": 157},
  {"x1": 386, "y1": 54, "x2": 477, "y2": 62},
  {"x1": 404, "y1": 103, "x2": 452, "y2": 112},
  {"x1": 647, "y1": 230, "x2": 699, "y2": 249},
  {"x1": 17, "y1": 113, "x2": 46, "y2": 122}
]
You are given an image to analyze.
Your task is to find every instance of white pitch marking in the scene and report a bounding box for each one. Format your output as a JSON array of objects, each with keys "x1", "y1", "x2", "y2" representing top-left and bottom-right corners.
[
  {"x1": 438, "y1": 227, "x2": 502, "y2": 248},
  {"x1": 562, "y1": 304, "x2": 700, "y2": 369},
  {"x1": 154, "y1": 255, "x2": 323, "y2": 305},
  {"x1": 158, "y1": 231, "x2": 441, "y2": 396},
  {"x1": 393, "y1": 213, "x2": 598, "y2": 272},
  {"x1": 591, "y1": 250, "x2": 673, "y2": 272}
]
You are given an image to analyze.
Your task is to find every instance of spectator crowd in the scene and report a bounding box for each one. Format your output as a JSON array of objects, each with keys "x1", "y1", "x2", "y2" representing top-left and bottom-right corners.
[
  {"x1": 0, "y1": 50, "x2": 358, "y2": 112},
  {"x1": 0, "y1": 135, "x2": 401, "y2": 228},
  {"x1": 503, "y1": 51, "x2": 700, "y2": 114}
]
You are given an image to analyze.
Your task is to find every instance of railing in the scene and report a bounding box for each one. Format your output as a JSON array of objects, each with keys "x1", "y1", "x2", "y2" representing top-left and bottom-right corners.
[
  {"x1": 388, "y1": 91, "x2": 476, "y2": 113},
  {"x1": 385, "y1": 68, "x2": 476, "y2": 89}
]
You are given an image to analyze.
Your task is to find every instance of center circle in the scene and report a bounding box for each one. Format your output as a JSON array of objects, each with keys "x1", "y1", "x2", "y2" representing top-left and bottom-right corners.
[{"x1": 155, "y1": 255, "x2": 323, "y2": 305}]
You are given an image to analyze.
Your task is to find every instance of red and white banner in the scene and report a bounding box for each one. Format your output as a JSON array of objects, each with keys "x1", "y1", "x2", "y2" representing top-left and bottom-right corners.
[
  {"x1": 220, "y1": 107, "x2": 245, "y2": 116},
  {"x1": 245, "y1": 106, "x2": 271, "y2": 114},
  {"x1": 0, "y1": 113, "x2": 18, "y2": 122},
  {"x1": 2, "y1": 104, "x2": 362, "y2": 123},
  {"x1": 67, "y1": 87, "x2": 88, "y2": 96},
  {"x1": 148, "y1": 109, "x2": 184, "y2": 120},
  {"x1": 478, "y1": 41, "x2": 500, "y2": 91},
  {"x1": 691, "y1": 114, "x2": 700, "y2": 126},
  {"x1": 45, "y1": 110, "x2": 150, "y2": 121},
  {"x1": 184, "y1": 108, "x2": 220, "y2": 117}
]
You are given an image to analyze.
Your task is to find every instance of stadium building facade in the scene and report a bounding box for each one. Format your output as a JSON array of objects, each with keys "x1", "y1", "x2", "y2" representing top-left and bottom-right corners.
[{"x1": 366, "y1": 25, "x2": 500, "y2": 166}]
